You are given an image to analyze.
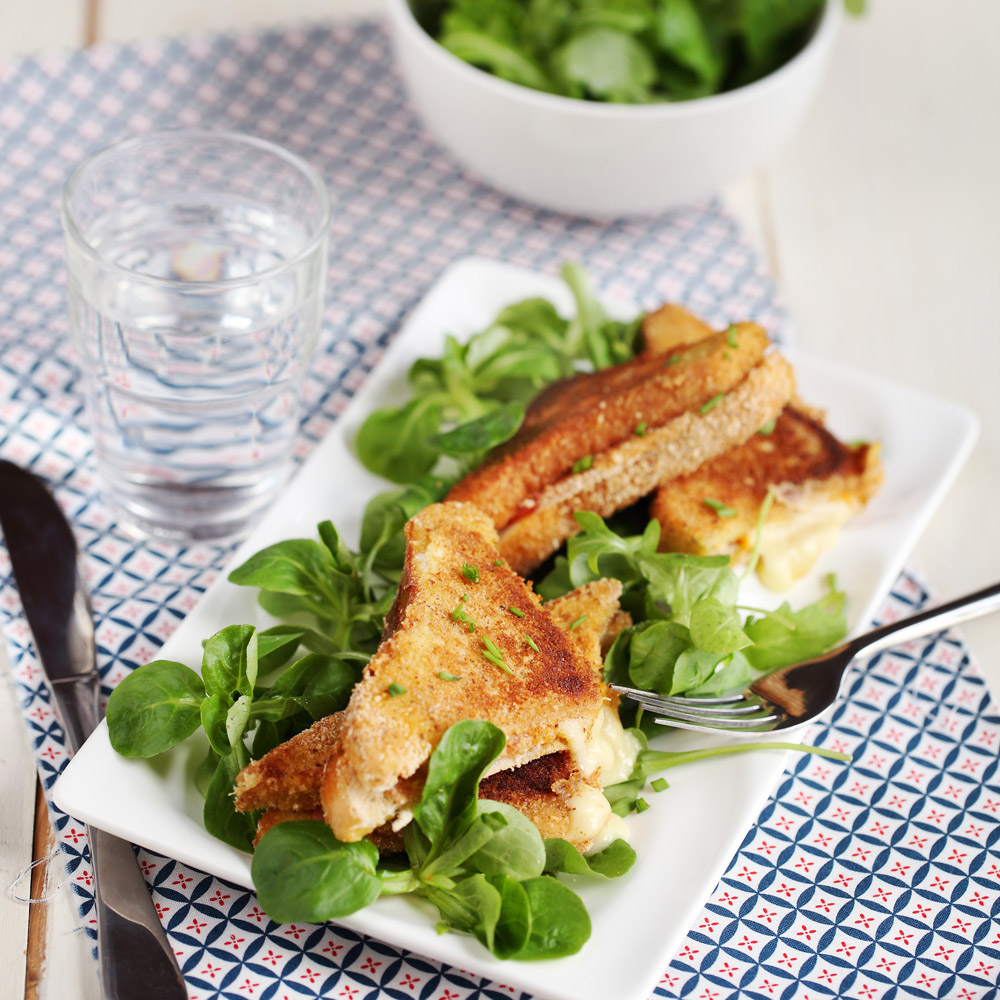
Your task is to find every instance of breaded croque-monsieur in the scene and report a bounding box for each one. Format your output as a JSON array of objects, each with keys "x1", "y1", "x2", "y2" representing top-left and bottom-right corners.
[
  {"x1": 234, "y1": 567, "x2": 638, "y2": 854},
  {"x1": 639, "y1": 302, "x2": 884, "y2": 591},
  {"x1": 651, "y1": 405, "x2": 883, "y2": 590},
  {"x1": 447, "y1": 323, "x2": 795, "y2": 574}
]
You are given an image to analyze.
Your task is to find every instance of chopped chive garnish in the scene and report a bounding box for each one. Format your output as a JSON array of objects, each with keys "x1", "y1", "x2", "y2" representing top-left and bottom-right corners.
[
  {"x1": 699, "y1": 392, "x2": 725, "y2": 415},
  {"x1": 568, "y1": 614, "x2": 588, "y2": 630},
  {"x1": 741, "y1": 486, "x2": 776, "y2": 583},
  {"x1": 509, "y1": 606, "x2": 525, "y2": 618},
  {"x1": 450, "y1": 595, "x2": 476, "y2": 632},
  {"x1": 727, "y1": 325, "x2": 739, "y2": 349},
  {"x1": 703, "y1": 497, "x2": 737, "y2": 518},
  {"x1": 724, "y1": 351, "x2": 732, "y2": 360},
  {"x1": 493, "y1": 559, "x2": 503, "y2": 566},
  {"x1": 634, "y1": 421, "x2": 647, "y2": 436},
  {"x1": 481, "y1": 636, "x2": 512, "y2": 674},
  {"x1": 847, "y1": 438, "x2": 869, "y2": 448},
  {"x1": 387, "y1": 682, "x2": 406, "y2": 697},
  {"x1": 524, "y1": 633, "x2": 539, "y2": 653},
  {"x1": 757, "y1": 418, "x2": 777, "y2": 436},
  {"x1": 651, "y1": 777, "x2": 669, "y2": 793},
  {"x1": 664, "y1": 355, "x2": 682, "y2": 366},
  {"x1": 572, "y1": 454, "x2": 594, "y2": 474},
  {"x1": 438, "y1": 671, "x2": 461, "y2": 682},
  {"x1": 635, "y1": 797, "x2": 650, "y2": 813},
  {"x1": 461, "y1": 563, "x2": 479, "y2": 583}
]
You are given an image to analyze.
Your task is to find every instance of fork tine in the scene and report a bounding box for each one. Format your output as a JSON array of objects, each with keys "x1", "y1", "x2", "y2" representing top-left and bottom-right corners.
[
  {"x1": 650, "y1": 707, "x2": 783, "y2": 731},
  {"x1": 631, "y1": 696, "x2": 765, "y2": 717},
  {"x1": 650, "y1": 715, "x2": 783, "y2": 735},
  {"x1": 618, "y1": 687, "x2": 784, "y2": 731},
  {"x1": 611, "y1": 684, "x2": 745, "y2": 706},
  {"x1": 633, "y1": 700, "x2": 780, "y2": 726}
]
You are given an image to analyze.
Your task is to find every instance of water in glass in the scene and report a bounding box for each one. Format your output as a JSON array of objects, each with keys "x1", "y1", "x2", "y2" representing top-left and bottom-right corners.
[{"x1": 63, "y1": 131, "x2": 330, "y2": 542}]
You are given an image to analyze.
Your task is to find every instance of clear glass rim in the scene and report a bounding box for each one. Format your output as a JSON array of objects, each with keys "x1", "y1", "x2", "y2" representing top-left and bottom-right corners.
[{"x1": 61, "y1": 127, "x2": 332, "y2": 292}]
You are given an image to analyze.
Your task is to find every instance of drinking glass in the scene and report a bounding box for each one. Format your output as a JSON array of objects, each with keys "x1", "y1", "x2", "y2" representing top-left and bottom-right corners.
[{"x1": 62, "y1": 129, "x2": 330, "y2": 542}]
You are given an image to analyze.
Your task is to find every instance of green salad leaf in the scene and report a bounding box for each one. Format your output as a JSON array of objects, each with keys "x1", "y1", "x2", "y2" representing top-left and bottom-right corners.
[
  {"x1": 538, "y1": 509, "x2": 847, "y2": 713},
  {"x1": 251, "y1": 719, "x2": 624, "y2": 959},
  {"x1": 106, "y1": 660, "x2": 205, "y2": 758},
  {"x1": 251, "y1": 821, "x2": 382, "y2": 922},
  {"x1": 354, "y1": 263, "x2": 643, "y2": 485},
  {"x1": 418, "y1": 0, "x2": 846, "y2": 103}
]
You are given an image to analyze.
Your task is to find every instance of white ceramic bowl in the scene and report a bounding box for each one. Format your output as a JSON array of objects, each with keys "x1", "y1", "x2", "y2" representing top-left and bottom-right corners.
[{"x1": 386, "y1": 0, "x2": 841, "y2": 217}]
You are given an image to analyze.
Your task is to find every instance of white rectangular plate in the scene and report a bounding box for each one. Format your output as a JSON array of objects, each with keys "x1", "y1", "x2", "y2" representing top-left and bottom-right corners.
[{"x1": 54, "y1": 257, "x2": 978, "y2": 1000}]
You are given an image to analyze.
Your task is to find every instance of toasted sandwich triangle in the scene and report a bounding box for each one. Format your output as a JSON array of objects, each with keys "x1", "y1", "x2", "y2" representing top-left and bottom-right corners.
[{"x1": 321, "y1": 501, "x2": 605, "y2": 842}]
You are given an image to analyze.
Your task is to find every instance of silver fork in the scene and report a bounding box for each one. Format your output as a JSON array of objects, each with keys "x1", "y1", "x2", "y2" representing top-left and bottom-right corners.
[{"x1": 612, "y1": 580, "x2": 1000, "y2": 735}]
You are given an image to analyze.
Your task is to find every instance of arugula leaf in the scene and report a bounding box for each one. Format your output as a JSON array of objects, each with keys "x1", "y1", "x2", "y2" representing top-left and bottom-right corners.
[
  {"x1": 106, "y1": 660, "x2": 205, "y2": 758},
  {"x1": 360, "y1": 478, "x2": 449, "y2": 585},
  {"x1": 688, "y1": 597, "x2": 751, "y2": 654},
  {"x1": 561, "y1": 262, "x2": 643, "y2": 368},
  {"x1": 469, "y1": 802, "x2": 547, "y2": 880},
  {"x1": 230, "y1": 529, "x2": 392, "y2": 655},
  {"x1": 431, "y1": 401, "x2": 526, "y2": 456},
  {"x1": 200, "y1": 693, "x2": 233, "y2": 756},
  {"x1": 514, "y1": 877, "x2": 591, "y2": 959},
  {"x1": 543, "y1": 837, "x2": 636, "y2": 878},
  {"x1": 202, "y1": 624, "x2": 258, "y2": 698},
  {"x1": 440, "y1": 31, "x2": 554, "y2": 91},
  {"x1": 656, "y1": 0, "x2": 725, "y2": 95},
  {"x1": 228, "y1": 539, "x2": 340, "y2": 600},
  {"x1": 256, "y1": 625, "x2": 313, "y2": 676},
  {"x1": 204, "y1": 742, "x2": 257, "y2": 851},
  {"x1": 355, "y1": 397, "x2": 444, "y2": 483},
  {"x1": 425, "y1": 873, "x2": 504, "y2": 951},
  {"x1": 414, "y1": 719, "x2": 507, "y2": 852},
  {"x1": 251, "y1": 653, "x2": 358, "y2": 723},
  {"x1": 555, "y1": 27, "x2": 657, "y2": 103},
  {"x1": 742, "y1": 590, "x2": 847, "y2": 671},
  {"x1": 627, "y1": 620, "x2": 691, "y2": 695},
  {"x1": 251, "y1": 820, "x2": 382, "y2": 921},
  {"x1": 486, "y1": 873, "x2": 533, "y2": 959}
]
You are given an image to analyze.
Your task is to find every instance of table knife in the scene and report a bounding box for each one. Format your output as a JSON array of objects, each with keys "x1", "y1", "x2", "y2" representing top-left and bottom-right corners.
[{"x1": 0, "y1": 460, "x2": 187, "y2": 1000}]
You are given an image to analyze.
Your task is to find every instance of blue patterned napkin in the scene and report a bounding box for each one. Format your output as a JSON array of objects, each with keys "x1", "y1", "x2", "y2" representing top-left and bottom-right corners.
[{"x1": 0, "y1": 19, "x2": 997, "y2": 1000}]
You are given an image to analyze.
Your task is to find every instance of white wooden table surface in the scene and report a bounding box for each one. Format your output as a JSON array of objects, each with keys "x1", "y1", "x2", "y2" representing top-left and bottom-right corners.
[{"x1": 1, "y1": 1, "x2": 998, "y2": 996}]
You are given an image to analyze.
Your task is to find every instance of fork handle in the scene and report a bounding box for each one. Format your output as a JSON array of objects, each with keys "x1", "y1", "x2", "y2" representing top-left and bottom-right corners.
[{"x1": 850, "y1": 580, "x2": 1000, "y2": 661}]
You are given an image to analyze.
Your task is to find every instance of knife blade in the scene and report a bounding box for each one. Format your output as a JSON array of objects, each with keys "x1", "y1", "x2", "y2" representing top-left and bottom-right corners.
[{"x1": 0, "y1": 460, "x2": 186, "y2": 1000}]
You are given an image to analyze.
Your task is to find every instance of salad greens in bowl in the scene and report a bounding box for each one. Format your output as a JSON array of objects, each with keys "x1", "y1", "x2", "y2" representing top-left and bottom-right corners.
[
  {"x1": 412, "y1": 0, "x2": 844, "y2": 103},
  {"x1": 386, "y1": 0, "x2": 844, "y2": 215}
]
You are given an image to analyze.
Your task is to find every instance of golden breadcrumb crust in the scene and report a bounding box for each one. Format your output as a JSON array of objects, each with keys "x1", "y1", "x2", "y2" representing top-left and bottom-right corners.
[
  {"x1": 447, "y1": 324, "x2": 773, "y2": 529},
  {"x1": 651, "y1": 405, "x2": 884, "y2": 556},
  {"x1": 497, "y1": 351, "x2": 796, "y2": 572},
  {"x1": 321, "y1": 502, "x2": 609, "y2": 841}
]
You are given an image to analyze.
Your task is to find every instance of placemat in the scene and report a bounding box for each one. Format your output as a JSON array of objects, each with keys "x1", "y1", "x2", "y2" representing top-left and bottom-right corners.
[{"x1": 0, "y1": 18, "x2": 997, "y2": 1000}]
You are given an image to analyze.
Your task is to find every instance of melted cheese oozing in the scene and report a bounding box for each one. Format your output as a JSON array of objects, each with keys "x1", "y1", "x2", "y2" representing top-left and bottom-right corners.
[
  {"x1": 757, "y1": 500, "x2": 854, "y2": 592},
  {"x1": 562, "y1": 705, "x2": 643, "y2": 853},
  {"x1": 557, "y1": 717, "x2": 596, "y2": 776},
  {"x1": 565, "y1": 783, "x2": 630, "y2": 853},
  {"x1": 592, "y1": 704, "x2": 643, "y2": 785}
]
